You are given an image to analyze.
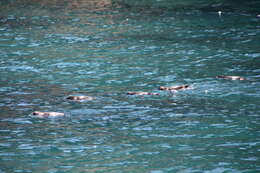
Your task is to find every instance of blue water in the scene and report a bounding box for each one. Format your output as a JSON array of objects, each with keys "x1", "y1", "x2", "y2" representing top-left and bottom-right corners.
[{"x1": 0, "y1": 2, "x2": 260, "y2": 173}]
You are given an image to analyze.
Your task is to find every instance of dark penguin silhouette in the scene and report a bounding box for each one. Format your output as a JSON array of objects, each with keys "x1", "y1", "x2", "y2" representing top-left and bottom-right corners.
[
  {"x1": 127, "y1": 91, "x2": 159, "y2": 96},
  {"x1": 159, "y1": 85, "x2": 189, "y2": 91},
  {"x1": 216, "y1": 76, "x2": 245, "y2": 80},
  {"x1": 32, "y1": 111, "x2": 64, "y2": 118},
  {"x1": 66, "y1": 95, "x2": 94, "y2": 101}
]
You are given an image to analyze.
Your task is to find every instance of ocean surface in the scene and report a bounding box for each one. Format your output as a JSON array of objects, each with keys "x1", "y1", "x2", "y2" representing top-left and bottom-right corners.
[{"x1": 0, "y1": 1, "x2": 260, "y2": 172}]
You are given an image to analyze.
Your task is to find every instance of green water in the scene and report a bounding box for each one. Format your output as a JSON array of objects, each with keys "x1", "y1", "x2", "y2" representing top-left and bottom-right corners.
[{"x1": 0, "y1": 1, "x2": 260, "y2": 173}]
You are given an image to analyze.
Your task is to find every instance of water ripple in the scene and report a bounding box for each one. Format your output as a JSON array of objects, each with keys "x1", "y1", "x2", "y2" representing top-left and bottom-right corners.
[{"x1": 0, "y1": 4, "x2": 259, "y2": 173}]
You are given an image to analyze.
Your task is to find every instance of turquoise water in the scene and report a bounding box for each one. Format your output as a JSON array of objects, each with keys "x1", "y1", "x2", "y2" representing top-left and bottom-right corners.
[{"x1": 0, "y1": 2, "x2": 260, "y2": 173}]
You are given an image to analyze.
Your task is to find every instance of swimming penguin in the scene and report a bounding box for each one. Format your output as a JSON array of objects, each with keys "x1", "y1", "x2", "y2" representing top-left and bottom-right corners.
[
  {"x1": 127, "y1": 91, "x2": 159, "y2": 96},
  {"x1": 216, "y1": 75, "x2": 246, "y2": 80},
  {"x1": 158, "y1": 85, "x2": 189, "y2": 91},
  {"x1": 32, "y1": 111, "x2": 64, "y2": 118},
  {"x1": 66, "y1": 95, "x2": 94, "y2": 101}
]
